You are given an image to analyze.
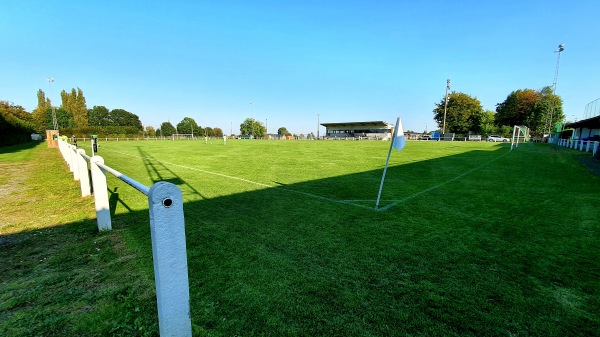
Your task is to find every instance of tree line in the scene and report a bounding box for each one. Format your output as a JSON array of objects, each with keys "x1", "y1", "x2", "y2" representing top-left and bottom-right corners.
[
  {"x1": 432, "y1": 86, "x2": 564, "y2": 138},
  {"x1": 1, "y1": 88, "x2": 229, "y2": 142}
]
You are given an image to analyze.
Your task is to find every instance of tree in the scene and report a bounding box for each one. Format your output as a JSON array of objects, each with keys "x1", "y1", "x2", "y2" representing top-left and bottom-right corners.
[
  {"x1": 240, "y1": 118, "x2": 266, "y2": 138},
  {"x1": 0, "y1": 101, "x2": 36, "y2": 146},
  {"x1": 73, "y1": 88, "x2": 88, "y2": 128},
  {"x1": 213, "y1": 127, "x2": 223, "y2": 137},
  {"x1": 433, "y1": 92, "x2": 484, "y2": 134},
  {"x1": 59, "y1": 87, "x2": 88, "y2": 128},
  {"x1": 495, "y1": 89, "x2": 539, "y2": 127},
  {"x1": 160, "y1": 122, "x2": 176, "y2": 136},
  {"x1": 534, "y1": 86, "x2": 564, "y2": 137},
  {"x1": 46, "y1": 108, "x2": 75, "y2": 129},
  {"x1": 176, "y1": 117, "x2": 201, "y2": 136},
  {"x1": 88, "y1": 106, "x2": 111, "y2": 127},
  {"x1": 32, "y1": 89, "x2": 51, "y2": 132},
  {"x1": 60, "y1": 89, "x2": 74, "y2": 114},
  {"x1": 109, "y1": 109, "x2": 143, "y2": 129},
  {"x1": 480, "y1": 110, "x2": 496, "y2": 136},
  {"x1": 495, "y1": 86, "x2": 563, "y2": 137},
  {"x1": 145, "y1": 126, "x2": 156, "y2": 137},
  {"x1": 277, "y1": 127, "x2": 291, "y2": 136}
]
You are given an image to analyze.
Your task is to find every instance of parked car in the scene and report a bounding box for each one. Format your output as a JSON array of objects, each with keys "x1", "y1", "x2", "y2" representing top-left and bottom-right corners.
[
  {"x1": 419, "y1": 135, "x2": 431, "y2": 140},
  {"x1": 487, "y1": 135, "x2": 510, "y2": 142},
  {"x1": 581, "y1": 135, "x2": 600, "y2": 142}
]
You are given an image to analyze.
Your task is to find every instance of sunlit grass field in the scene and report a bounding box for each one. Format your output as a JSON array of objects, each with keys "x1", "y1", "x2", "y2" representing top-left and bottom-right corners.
[{"x1": 2, "y1": 139, "x2": 599, "y2": 336}]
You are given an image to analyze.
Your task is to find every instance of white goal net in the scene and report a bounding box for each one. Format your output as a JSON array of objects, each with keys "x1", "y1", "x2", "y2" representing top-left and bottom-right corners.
[{"x1": 172, "y1": 134, "x2": 195, "y2": 140}]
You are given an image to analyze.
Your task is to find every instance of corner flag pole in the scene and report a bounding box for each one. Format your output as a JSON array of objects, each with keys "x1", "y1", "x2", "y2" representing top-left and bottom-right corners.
[{"x1": 375, "y1": 117, "x2": 400, "y2": 210}]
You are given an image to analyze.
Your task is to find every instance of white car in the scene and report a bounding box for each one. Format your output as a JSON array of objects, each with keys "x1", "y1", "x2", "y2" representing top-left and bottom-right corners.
[{"x1": 487, "y1": 135, "x2": 510, "y2": 142}]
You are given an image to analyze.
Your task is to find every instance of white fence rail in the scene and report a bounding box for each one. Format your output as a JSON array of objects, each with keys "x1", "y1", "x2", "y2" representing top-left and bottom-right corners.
[{"x1": 57, "y1": 139, "x2": 192, "y2": 337}]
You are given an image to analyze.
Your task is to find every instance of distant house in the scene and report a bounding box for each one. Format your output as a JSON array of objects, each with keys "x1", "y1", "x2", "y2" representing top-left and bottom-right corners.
[{"x1": 320, "y1": 121, "x2": 394, "y2": 140}]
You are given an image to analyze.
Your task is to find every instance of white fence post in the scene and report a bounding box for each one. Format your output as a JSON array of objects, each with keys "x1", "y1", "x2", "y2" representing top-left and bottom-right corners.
[
  {"x1": 594, "y1": 142, "x2": 599, "y2": 157},
  {"x1": 90, "y1": 156, "x2": 112, "y2": 231},
  {"x1": 70, "y1": 145, "x2": 80, "y2": 181},
  {"x1": 148, "y1": 182, "x2": 192, "y2": 337},
  {"x1": 77, "y1": 149, "x2": 91, "y2": 197}
]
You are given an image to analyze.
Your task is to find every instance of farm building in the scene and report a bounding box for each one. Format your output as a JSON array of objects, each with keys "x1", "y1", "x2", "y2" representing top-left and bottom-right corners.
[{"x1": 320, "y1": 121, "x2": 394, "y2": 140}]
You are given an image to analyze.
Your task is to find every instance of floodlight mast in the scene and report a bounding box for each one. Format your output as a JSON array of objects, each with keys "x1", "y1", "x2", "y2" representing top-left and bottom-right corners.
[
  {"x1": 47, "y1": 77, "x2": 58, "y2": 130},
  {"x1": 442, "y1": 78, "x2": 450, "y2": 135},
  {"x1": 548, "y1": 43, "x2": 565, "y2": 140}
]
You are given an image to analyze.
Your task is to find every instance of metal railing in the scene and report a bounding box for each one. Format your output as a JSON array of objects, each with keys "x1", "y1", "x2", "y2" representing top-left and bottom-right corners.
[
  {"x1": 557, "y1": 138, "x2": 600, "y2": 156},
  {"x1": 584, "y1": 97, "x2": 600, "y2": 119},
  {"x1": 57, "y1": 139, "x2": 192, "y2": 337}
]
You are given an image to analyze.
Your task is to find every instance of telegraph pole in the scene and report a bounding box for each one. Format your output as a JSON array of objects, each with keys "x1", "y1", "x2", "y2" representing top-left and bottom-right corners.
[
  {"x1": 317, "y1": 113, "x2": 320, "y2": 140},
  {"x1": 442, "y1": 78, "x2": 450, "y2": 135}
]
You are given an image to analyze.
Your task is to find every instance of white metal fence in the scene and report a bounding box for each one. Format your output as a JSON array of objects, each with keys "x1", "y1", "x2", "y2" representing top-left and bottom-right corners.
[
  {"x1": 57, "y1": 139, "x2": 192, "y2": 337},
  {"x1": 556, "y1": 138, "x2": 600, "y2": 156}
]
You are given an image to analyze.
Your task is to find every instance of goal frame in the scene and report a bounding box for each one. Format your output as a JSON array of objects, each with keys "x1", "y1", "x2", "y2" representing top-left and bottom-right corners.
[
  {"x1": 511, "y1": 125, "x2": 530, "y2": 150},
  {"x1": 172, "y1": 134, "x2": 195, "y2": 140}
]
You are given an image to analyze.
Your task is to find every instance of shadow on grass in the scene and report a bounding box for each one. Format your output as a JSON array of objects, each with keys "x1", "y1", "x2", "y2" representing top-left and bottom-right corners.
[
  {"x1": 0, "y1": 141, "x2": 43, "y2": 157},
  {"x1": 136, "y1": 146, "x2": 205, "y2": 200},
  {"x1": 120, "y1": 143, "x2": 597, "y2": 336},
  {"x1": 0, "y1": 217, "x2": 159, "y2": 336},
  {"x1": 3, "y1": 143, "x2": 599, "y2": 336}
]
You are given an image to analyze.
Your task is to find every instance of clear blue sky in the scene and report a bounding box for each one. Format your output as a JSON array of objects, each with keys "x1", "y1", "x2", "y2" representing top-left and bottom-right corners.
[{"x1": 1, "y1": 0, "x2": 599, "y2": 135}]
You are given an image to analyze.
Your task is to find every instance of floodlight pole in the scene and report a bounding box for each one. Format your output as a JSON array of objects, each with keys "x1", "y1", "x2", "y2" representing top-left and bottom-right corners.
[
  {"x1": 47, "y1": 77, "x2": 58, "y2": 131},
  {"x1": 548, "y1": 43, "x2": 565, "y2": 141},
  {"x1": 442, "y1": 78, "x2": 450, "y2": 135}
]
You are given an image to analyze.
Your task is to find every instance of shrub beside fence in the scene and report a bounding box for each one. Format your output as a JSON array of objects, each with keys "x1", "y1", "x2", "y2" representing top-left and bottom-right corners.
[{"x1": 57, "y1": 138, "x2": 192, "y2": 337}]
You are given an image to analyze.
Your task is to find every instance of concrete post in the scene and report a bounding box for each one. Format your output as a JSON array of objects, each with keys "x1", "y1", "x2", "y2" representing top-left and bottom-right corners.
[
  {"x1": 90, "y1": 156, "x2": 112, "y2": 231},
  {"x1": 594, "y1": 142, "x2": 599, "y2": 157},
  {"x1": 148, "y1": 182, "x2": 192, "y2": 337},
  {"x1": 77, "y1": 149, "x2": 91, "y2": 197},
  {"x1": 580, "y1": 140, "x2": 584, "y2": 151}
]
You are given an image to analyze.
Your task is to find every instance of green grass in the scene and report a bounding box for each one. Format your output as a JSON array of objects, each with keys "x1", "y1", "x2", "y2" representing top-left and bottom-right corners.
[{"x1": 1, "y1": 139, "x2": 599, "y2": 336}]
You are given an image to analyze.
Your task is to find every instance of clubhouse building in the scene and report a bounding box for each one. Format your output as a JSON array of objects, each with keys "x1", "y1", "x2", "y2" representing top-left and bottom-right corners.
[{"x1": 320, "y1": 121, "x2": 394, "y2": 140}]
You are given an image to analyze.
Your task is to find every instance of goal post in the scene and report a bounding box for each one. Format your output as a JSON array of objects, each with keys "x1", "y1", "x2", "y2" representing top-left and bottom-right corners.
[
  {"x1": 511, "y1": 125, "x2": 530, "y2": 150},
  {"x1": 171, "y1": 134, "x2": 195, "y2": 140}
]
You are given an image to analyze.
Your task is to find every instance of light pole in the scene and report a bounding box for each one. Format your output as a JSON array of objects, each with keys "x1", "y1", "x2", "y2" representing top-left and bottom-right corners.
[
  {"x1": 250, "y1": 100, "x2": 253, "y2": 139},
  {"x1": 47, "y1": 77, "x2": 58, "y2": 131},
  {"x1": 266, "y1": 118, "x2": 268, "y2": 139},
  {"x1": 548, "y1": 43, "x2": 565, "y2": 139},
  {"x1": 442, "y1": 78, "x2": 450, "y2": 135},
  {"x1": 317, "y1": 113, "x2": 320, "y2": 139}
]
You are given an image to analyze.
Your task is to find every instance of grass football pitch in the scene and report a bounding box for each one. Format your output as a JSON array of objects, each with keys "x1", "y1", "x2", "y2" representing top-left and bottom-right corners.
[{"x1": 1, "y1": 139, "x2": 599, "y2": 336}]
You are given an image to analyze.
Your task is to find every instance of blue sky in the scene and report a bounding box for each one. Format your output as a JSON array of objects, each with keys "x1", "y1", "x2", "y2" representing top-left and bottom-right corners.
[{"x1": 1, "y1": 0, "x2": 599, "y2": 135}]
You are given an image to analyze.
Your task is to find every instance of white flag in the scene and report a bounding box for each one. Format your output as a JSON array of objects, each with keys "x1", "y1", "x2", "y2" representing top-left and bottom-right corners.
[{"x1": 392, "y1": 117, "x2": 406, "y2": 151}]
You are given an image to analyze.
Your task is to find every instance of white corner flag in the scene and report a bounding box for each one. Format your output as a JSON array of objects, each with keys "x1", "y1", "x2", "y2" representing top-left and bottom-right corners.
[
  {"x1": 392, "y1": 118, "x2": 406, "y2": 152},
  {"x1": 376, "y1": 117, "x2": 405, "y2": 210}
]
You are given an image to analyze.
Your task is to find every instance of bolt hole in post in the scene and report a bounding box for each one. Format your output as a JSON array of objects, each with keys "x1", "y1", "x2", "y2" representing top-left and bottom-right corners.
[{"x1": 162, "y1": 198, "x2": 173, "y2": 208}]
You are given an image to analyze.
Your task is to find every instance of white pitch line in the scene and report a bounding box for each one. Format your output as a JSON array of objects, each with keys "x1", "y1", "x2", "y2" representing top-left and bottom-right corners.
[
  {"x1": 102, "y1": 147, "x2": 374, "y2": 210},
  {"x1": 376, "y1": 150, "x2": 511, "y2": 211},
  {"x1": 102, "y1": 146, "x2": 509, "y2": 212}
]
